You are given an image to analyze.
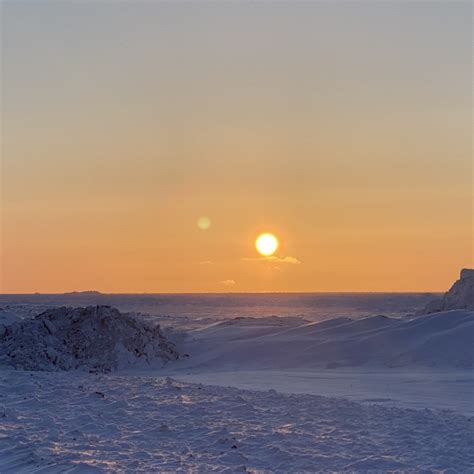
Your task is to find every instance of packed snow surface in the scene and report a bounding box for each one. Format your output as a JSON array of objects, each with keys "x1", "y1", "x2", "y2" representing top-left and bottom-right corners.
[
  {"x1": 0, "y1": 370, "x2": 473, "y2": 473},
  {"x1": 0, "y1": 306, "x2": 178, "y2": 372},
  {"x1": 174, "y1": 368, "x2": 474, "y2": 416}
]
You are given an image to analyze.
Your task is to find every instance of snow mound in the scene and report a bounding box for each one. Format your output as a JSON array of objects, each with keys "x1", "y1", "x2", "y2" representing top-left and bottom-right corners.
[
  {"x1": 0, "y1": 306, "x2": 179, "y2": 372},
  {"x1": 421, "y1": 268, "x2": 474, "y2": 314}
]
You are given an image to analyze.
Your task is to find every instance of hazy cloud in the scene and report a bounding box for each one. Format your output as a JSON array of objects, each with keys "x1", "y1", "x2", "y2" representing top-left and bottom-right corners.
[
  {"x1": 198, "y1": 260, "x2": 213, "y2": 265},
  {"x1": 274, "y1": 256, "x2": 301, "y2": 265},
  {"x1": 220, "y1": 279, "x2": 236, "y2": 287},
  {"x1": 242, "y1": 256, "x2": 301, "y2": 265}
]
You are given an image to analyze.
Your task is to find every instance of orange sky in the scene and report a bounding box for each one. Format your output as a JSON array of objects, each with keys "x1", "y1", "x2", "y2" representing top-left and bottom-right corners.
[{"x1": 1, "y1": 2, "x2": 472, "y2": 293}]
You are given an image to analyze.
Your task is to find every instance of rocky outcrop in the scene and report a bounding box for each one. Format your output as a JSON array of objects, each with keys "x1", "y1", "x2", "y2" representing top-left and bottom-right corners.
[
  {"x1": 420, "y1": 269, "x2": 474, "y2": 314},
  {"x1": 0, "y1": 306, "x2": 179, "y2": 372}
]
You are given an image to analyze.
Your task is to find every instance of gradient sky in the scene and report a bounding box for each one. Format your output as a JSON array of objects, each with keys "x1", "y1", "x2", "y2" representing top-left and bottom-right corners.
[{"x1": 1, "y1": 1, "x2": 472, "y2": 293}]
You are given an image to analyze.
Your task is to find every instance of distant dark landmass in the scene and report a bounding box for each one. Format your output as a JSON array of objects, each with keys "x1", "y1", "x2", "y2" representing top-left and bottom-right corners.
[{"x1": 62, "y1": 291, "x2": 104, "y2": 296}]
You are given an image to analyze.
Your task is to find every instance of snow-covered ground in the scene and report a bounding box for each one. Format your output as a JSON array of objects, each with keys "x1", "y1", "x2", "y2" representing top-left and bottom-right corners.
[
  {"x1": 1, "y1": 293, "x2": 473, "y2": 472},
  {"x1": 173, "y1": 368, "x2": 474, "y2": 416},
  {"x1": 1, "y1": 370, "x2": 473, "y2": 473}
]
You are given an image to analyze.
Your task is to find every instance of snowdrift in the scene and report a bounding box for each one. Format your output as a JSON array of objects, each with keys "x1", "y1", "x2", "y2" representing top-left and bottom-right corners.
[
  {"x1": 0, "y1": 306, "x2": 179, "y2": 372},
  {"x1": 178, "y1": 310, "x2": 474, "y2": 370}
]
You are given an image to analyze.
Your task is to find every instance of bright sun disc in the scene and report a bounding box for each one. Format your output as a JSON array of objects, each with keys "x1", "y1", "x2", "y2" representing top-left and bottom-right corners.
[{"x1": 255, "y1": 233, "x2": 279, "y2": 256}]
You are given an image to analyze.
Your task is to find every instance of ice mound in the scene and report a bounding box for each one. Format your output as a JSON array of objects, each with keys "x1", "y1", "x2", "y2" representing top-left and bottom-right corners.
[
  {"x1": 421, "y1": 268, "x2": 474, "y2": 314},
  {"x1": 0, "y1": 306, "x2": 179, "y2": 372}
]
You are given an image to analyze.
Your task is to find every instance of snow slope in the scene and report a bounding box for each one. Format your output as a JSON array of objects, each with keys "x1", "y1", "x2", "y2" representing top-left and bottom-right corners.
[
  {"x1": 173, "y1": 311, "x2": 474, "y2": 371},
  {"x1": 0, "y1": 369, "x2": 472, "y2": 472}
]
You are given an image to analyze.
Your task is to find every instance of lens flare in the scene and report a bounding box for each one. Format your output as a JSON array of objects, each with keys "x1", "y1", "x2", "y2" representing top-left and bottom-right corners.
[{"x1": 197, "y1": 217, "x2": 211, "y2": 230}]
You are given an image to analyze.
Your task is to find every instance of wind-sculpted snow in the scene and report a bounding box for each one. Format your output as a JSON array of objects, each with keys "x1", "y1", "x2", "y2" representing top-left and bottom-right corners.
[
  {"x1": 175, "y1": 311, "x2": 474, "y2": 370},
  {"x1": 0, "y1": 370, "x2": 472, "y2": 472},
  {"x1": 0, "y1": 306, "x2": 179, "y2": 372}
]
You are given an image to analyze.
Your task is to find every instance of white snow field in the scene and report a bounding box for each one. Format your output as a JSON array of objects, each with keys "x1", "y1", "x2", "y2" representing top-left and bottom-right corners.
[
  {"x1": 1, "y1": 281, "x2": 473, "y2": 472},
  {"x1": 1, "y1": 370, "x2": 473, "y2": 473}
]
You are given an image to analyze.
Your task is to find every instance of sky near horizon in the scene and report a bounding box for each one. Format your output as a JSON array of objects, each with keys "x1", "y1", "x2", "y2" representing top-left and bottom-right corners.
[{"x1": 1, "y1": 1, "x2": 472, "y2": 293}]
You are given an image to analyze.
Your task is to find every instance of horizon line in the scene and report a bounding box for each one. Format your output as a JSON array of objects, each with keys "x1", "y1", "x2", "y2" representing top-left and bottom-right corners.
[{"x1": 0, "y1": 290, "x2": 444, "y2": 296}]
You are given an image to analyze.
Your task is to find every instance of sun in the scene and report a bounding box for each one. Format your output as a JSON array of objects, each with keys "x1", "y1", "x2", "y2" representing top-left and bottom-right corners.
[{"x1": 255, "y1": 233, "x2": 279, "y2": 256}]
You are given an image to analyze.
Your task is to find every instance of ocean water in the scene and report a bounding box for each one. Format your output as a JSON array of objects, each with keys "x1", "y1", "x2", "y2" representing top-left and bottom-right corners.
[{"x1": 0, "y1": 292, "x2": 439, "y2": 322}]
